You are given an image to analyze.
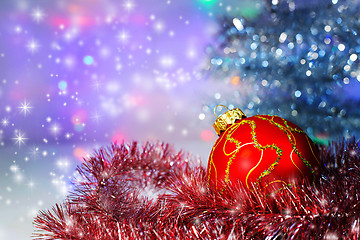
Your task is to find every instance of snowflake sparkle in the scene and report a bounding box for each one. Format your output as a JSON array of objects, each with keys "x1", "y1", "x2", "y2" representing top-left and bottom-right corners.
[
  {"x1": 117, "y1": 30, "x2": 130, "y2": 44},
  {"x1": 26, "y1": 39, "x2": 40, "y2": 53},
  {"x1": 1, "y1": 118, "x2": 9, "y2": 127},
  {"x1": 18, "y1": 99, "x2": 33, "y2": 116},
  {"x1": 31, "y1": 8, "x2": 45, "y2": 22},
  {"x1": 12, "y1": 130, "x2": 28, "y2": 147},
  {"x1": 123, "y1": 0, "x2": 135, "y2": 12},
  {"x1": 49, "y1": 123, "x2": 62, "y2": 136}
]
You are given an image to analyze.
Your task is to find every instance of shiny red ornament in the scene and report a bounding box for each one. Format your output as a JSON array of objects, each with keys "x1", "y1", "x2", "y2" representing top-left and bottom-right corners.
[{"x1": 207, "y1": 106, "x2": 321, "y2": 190}]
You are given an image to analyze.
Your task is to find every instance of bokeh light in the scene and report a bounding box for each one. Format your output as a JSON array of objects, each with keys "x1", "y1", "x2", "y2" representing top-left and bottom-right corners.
[
  {"x1": 58, "y1": 81, "x2": 68, "y2": 91},
  {"x1": 201, "y1": 129, "x2": 215, "y2": 141},
  {"x1": 73, "y1": 147, "x2": 89, "y2": 161},
  {"x1": 83, "y1": 55, "x2": 94, "y2": 65}
]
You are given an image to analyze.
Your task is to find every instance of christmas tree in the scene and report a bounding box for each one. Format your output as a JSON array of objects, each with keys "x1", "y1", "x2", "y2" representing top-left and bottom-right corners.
[{"x1": 203, "y1": 0, "x2": 360, "y2": 143}]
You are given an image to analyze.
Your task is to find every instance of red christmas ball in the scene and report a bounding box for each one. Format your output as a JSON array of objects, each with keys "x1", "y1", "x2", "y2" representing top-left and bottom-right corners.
[{"x1": 207, "y1": 107, "x2": 320, "y2": 190}]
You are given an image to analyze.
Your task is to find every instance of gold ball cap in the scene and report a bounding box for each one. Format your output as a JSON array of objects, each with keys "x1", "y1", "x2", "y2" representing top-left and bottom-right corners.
[{"x1": 213, "y1": 105, "x2": 246, "y2": 135}]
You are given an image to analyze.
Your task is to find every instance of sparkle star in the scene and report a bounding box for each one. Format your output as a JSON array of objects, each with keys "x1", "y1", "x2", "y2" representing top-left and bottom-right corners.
[
  {"x1": 91, "y1": 111, "x2": 102, "y2": 124},
  {"x1": 64, "y1": 132, "x2": 72, "y2": 139},
  {"x1": 117, "y1": 30, "x2": 130, "y2": 44},
  {"x1": 123, "y1": 0, "x2": 135, "y2": 11},
  {"x1": 12, "y1": 130, "x2": 28, "y2": 147},
  {"x1": 18, "y1": 99, "x2": 32, "y2": 116},
  {"x1": 31, "y1": 8, "x2": 45, "y2": 22},
  {"x1": 26, "y1": 39, "x2": 40, "y2": 53},
  {"x1": 50, "y1": 123, "x2": 61, "y2": 136},
  {"x1": 1, "y1": 118, "x2": 9, "y2": 127},
  {"x1": 10, "y1": 164, "x2": 19, "y2": 173}
]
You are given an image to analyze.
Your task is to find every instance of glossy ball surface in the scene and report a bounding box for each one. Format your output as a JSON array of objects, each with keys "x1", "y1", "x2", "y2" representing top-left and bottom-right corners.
[{"x1": 207, "y1": 115, "x2": 320, "y2": 190}]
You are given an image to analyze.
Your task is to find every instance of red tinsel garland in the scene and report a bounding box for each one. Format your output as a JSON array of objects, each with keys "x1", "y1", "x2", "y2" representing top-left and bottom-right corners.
[{"x1": 33, "y1": 140, "x2": 360, "y2": 239}]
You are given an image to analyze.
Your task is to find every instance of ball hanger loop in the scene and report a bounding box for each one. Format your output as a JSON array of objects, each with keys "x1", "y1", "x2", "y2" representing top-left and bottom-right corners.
[{"x1": 213, "y1": 104, "x2": 230, "y2": 118}]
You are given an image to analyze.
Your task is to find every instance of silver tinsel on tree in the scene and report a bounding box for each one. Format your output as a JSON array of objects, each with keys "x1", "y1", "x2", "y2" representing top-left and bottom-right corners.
[{"x1": 204, "y1": 0, "x2": 360, "y2": 143}]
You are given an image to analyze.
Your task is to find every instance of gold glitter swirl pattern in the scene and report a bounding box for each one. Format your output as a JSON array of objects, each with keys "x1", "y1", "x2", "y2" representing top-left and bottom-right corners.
[
  {"x1": 207, "y1": 122, "x2": 231, "y2": 188},
  {"x1": 253, "y1": 115, "x2": 316, "y2": 178},
  {"x1": 305, "y1": 135, "x2": 321, "y2": 166},
  {"x1": 290, "y1": 149, "x2": 305, "y2": 177},
  {"x1": 224, "y1": 153, "x2": 237, "y2": 184},
  {"x1": 209, "y1": 118, "x2": 283, "y2": 188},
  {"x1": 245, "y1": 148, "x2": 263, "y2": 188}
]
